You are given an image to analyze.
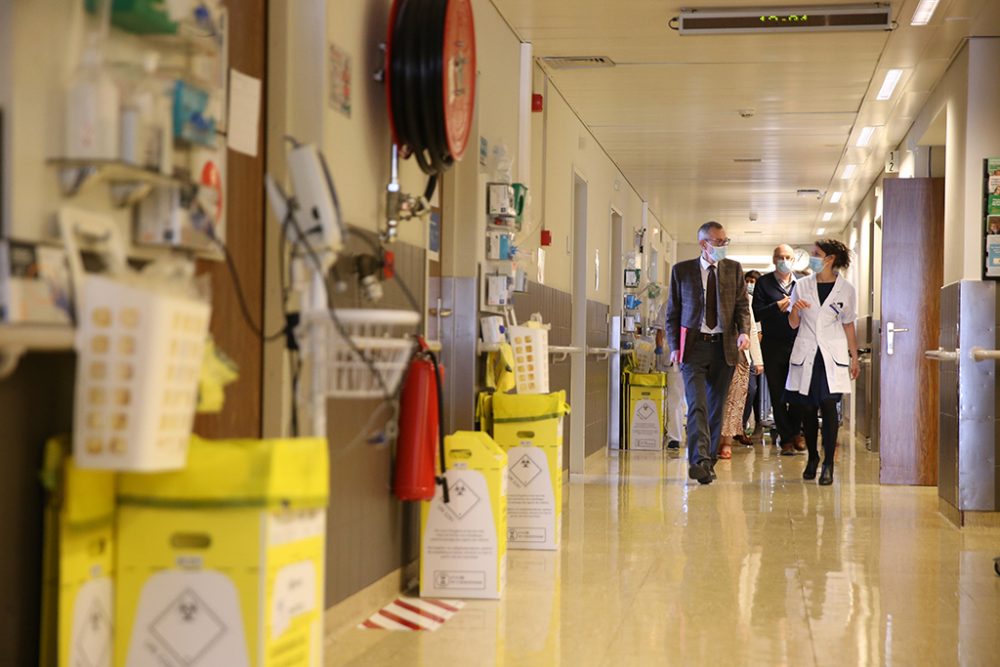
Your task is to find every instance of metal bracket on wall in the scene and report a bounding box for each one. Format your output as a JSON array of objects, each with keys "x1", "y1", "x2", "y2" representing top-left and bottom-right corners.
[
  {"x1": 549, "y1": 345, "x2": 582, "y2": 363},
  {"x1": 587, "y1": 346, "x2": 619, "y2": 361},
  {"x1": 48, "y1": 158, "x2": 183, "y2": 208},
  {"x1": 0, "y1": 325, "x2": 75, "y2": 380},
  {"x1": 970, "y1": 347, "x2": 1000, "y2": 362}
]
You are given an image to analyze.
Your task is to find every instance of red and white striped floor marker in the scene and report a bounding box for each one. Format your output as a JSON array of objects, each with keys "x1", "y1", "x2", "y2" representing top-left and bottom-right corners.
[{"x1": 358, "y1": 597, "x2": 465, "y2": 631}]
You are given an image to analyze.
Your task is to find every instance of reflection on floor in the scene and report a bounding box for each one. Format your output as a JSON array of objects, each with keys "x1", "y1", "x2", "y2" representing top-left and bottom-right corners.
[{"x1": 326, "y1": 439, "x2": 1000, "y2": 666}]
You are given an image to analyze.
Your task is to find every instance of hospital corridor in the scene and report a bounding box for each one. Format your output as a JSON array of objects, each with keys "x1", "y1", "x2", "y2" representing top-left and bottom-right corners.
[{"x1": 1, "y1": 1, "x2": 1000, "y2": 666}]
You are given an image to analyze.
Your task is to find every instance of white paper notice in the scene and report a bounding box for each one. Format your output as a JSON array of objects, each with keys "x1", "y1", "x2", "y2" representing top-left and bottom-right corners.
[{"x1": 227, "y1": 69, "x2": 262, "y2": 157}]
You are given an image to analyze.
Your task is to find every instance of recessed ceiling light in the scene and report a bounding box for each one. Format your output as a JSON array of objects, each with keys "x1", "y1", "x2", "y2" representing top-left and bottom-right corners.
[
  {"x1": 830, "y1": 191, "x2": 843, "y2": 204},
  {"x1": 876, "y1": 69, "x2": 904, "y2": 101},
  {"x1": 817, "y1": 227, "x2": 827, "y2": 235},
  {"x1": 822, "y1": 212, "x2": 834, "y2": 222},
  {"x1": 856, "y1": 126, "x2": 876, "y2": 147},
  {"x1": 841, "y1": 165, "x2": 857, "y2": 179},
  {"x1": 911, "y1": 0, "x2": 941, "y2": 26}
]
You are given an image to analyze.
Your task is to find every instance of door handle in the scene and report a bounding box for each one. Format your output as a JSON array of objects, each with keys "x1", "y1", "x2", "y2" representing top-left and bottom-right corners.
[
  {"x1": 886, "y1": 321, "x2": 909, "y2": 356},
  {"x1": 970, "y1": 347, "x2": 1000, "y2": 362},
  {"x1": 428, "y1": 308, "x2": 453, "y2": 318}
]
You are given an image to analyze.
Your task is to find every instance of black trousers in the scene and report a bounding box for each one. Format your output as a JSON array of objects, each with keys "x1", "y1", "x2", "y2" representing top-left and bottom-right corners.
[
  {"x1": 801, "y1": 399, "x2": 840, "y2": 464},
  {"x1": 760, "y1": 337, "x2": 802, "y2": 443},
  {"x1": 743, "y1": 370, "x2": 761, "y2": 429},
  {"x1": 680, "y1": 338, "x2": 735, "y2": 466}
]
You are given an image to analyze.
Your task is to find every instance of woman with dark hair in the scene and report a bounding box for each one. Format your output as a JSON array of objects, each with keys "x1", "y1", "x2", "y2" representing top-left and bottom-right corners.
[
  {"x1": 785, "y1": 239, "x2": 860, "y2": 485},
  {"x1": 718, "y1": 270, "x2": 764, "y2": 459},
  {"x1": 738, "y1": 270, "x2": 764, "y2": 444}
]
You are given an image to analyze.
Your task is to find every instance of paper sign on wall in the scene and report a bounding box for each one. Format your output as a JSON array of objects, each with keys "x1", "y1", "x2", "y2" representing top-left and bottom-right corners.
[{"x1": 227, "y1": 69, "x2": 262, "y2": 157}]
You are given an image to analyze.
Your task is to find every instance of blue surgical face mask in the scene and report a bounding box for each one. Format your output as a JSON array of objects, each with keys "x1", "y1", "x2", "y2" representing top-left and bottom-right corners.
[
  {"x1": 747, "y1": 283, "x2": 755, "y2": 294},
  {"x1": 809, "y1": 256, "x2": 826, "y2": 272},
  {"x1": 709, "y1": 244, "x2": 728, "y2": 262},
  {"x1": 776, "y1": 259, "x2": 793, "y2": 274}
]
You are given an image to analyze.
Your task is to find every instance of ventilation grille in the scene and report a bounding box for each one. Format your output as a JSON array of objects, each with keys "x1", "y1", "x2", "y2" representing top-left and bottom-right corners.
[
  {"x1": 542, "y1": 56, "x2": 616, "y2": 70},
  {"x1": 733, "y1": 158, "x2": 763, "y2": 163},
  {"x1": 796, "y1": 188, "x2": 823, "y2": 198}
]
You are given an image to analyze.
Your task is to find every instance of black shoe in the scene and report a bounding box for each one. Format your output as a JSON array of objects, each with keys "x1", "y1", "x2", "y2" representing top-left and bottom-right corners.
[
  {"x1": 803, "y1": 457, "x2": 819, "y2": 480},
  {"x1": 688, "y1": 462, "x2": 712, "y2": 485},
  {"x1": 819, "y1": 463, "x2": 834, "y2": 486},
  {"x1": 667, "y1": 440, "x2": 680, "y2": 450}
]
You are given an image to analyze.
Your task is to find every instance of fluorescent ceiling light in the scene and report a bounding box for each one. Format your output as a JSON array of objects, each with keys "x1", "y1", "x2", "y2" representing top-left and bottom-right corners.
[
  {"x1": 830, "y1": 191, "x2": 843, "y2": 204},
  {"x1": 841, "y1": 165, "x2": 857, "y2": 179},
  {"x1": 817, "y1": 227, "x2": 827, "y2": 235},
  {"x1": 911, "y1": 0, "x2": 941, "y2": 25},
  {"x1": 822, "y1": 212, "x2": 834, "y2": 222},
  {"x1": 856, "y1": 126, "x2": 876, "y2": 147},
  {"x1": 876, "y1": 69, "x2": 904, "y2": 100}
]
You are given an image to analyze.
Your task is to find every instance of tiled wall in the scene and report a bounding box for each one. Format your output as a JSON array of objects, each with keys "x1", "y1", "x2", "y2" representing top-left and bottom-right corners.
[
  {"x1": 325, "y1": 232, "x2": 425, "y2": 605},
  {"x1": 586, "y1": 300, "x2": 611, "y2": 458}
]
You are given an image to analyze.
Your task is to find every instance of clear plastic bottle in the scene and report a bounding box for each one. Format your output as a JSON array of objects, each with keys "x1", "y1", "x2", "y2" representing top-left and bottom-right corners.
[{"x1": 66, "y1": 34, "x2": 120, "y2": 160}]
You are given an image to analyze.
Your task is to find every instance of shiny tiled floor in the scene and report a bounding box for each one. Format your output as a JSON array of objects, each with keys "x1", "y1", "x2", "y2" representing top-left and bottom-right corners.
[{"x1": 327, "y1": 438, "x2": 1000, "y2": 666}]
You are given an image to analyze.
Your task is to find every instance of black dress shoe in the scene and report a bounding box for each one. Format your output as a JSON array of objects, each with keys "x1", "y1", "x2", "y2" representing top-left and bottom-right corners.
[
  {"x1": 819, "y1": 463, "x2": 834, "y2": 486},
  {"x1": 803, "y1": 457, "x2": 819, "y2": 480},
  {"x1": 667, "y1": 440, "x2": 680, "y2": 450},
  {"x1": 688, "y1": 462, "x2": 712, "y2": 485}
]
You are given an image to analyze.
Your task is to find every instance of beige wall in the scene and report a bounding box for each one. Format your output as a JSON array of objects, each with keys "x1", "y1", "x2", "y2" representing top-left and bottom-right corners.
[{"x1": 531, "y1": 70, "x2": 656, "y2": 303}]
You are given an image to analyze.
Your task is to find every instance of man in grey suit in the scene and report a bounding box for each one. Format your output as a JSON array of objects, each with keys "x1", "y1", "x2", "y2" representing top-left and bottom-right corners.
[{"x1": 666, "y1": 221, "x2": 751, "y2": 485}]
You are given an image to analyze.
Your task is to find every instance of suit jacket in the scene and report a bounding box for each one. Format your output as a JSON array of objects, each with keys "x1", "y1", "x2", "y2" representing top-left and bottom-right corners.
[
  {"x1": 751, "y1": 271, "x2": 798, "y2": 344},
  {"x1": 665, "y1": 257, "x2": 750, "y2": 367}
]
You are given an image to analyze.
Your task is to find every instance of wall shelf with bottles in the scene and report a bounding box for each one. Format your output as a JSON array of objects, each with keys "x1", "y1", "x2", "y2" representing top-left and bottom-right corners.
[{"x1": 47, "y1": 158, "x2": 187, "y2": 207}]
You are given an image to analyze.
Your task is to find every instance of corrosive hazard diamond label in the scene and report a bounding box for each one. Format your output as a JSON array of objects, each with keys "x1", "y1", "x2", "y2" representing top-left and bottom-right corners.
[
  {"x1": 443, "y1": 479, "x2": 481, "y2": 520},
  {"x1": 76, "y1": 598, "x2": 111, "y2": 667},
  {"x1": 150, "y1": 588, "x2": 227, "y2": 665},
  {"x1": 510, "y1": 454, "x2": 542, "y2": 487},
  {"x1": 636, "y1": 403, "x2": 656, "y2": 421}
]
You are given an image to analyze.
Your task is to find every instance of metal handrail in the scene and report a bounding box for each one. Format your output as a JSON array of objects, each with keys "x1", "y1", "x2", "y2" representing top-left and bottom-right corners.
[
  {"x1": 970, "y1": 347, "x2": 1000, "y2": 362},
  {"x1": 924, "y1": 348, "x2": 959, "y2": 362}
]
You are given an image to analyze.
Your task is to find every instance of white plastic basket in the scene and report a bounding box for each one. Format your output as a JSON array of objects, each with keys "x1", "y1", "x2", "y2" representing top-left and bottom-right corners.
[
  {"x1": 61, "y1": 208, "x2": 210, "y2": 471},
  {"x1": 509, "y1": 324, "x2": 549, "y2": 394},
  {"x1": 299, "y1": 308, "x2": 420, "y2": 400},
  {"x1": 634, "y1": 339, "x2": 656, "y2": 374}
]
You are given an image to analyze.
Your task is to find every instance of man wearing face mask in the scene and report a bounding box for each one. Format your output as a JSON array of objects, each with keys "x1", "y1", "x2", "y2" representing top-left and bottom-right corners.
[
  {"x1": 666, "y1": 221, "x2": 751, "y2": 485},
  {"x1": 752, "y1": 244, "x2": 805, "y2": 455}
]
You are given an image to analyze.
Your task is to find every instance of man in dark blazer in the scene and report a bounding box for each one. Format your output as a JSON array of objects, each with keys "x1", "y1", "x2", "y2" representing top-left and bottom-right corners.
[
  {"x1": 752, "y1": 244, "x2": 805, "y2": 455},
  {"x1": 666, "y1": 221, "x2": 751, "y2": 484}
]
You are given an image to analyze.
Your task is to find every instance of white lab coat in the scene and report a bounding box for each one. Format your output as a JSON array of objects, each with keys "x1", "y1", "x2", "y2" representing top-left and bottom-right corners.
[
  {"x1": 784, "y1": 274, "x2": 857, "y2": 396},
  {"x1": 745, "y1": 295, "x2": 763, "y2": 368}
]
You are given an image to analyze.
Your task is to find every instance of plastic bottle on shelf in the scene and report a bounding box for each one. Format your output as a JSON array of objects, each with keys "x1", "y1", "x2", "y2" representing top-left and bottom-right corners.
[
  {"x1": 65, "y1": 34, "x2": 120, "y2": 160},
  {"x1": 120, "y1": 53, "x2": 173, "y2": 172}
]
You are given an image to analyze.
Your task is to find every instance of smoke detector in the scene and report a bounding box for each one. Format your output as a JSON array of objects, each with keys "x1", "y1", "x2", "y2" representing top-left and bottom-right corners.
[
  {"x1": 739, "y1": 108, "x2": 756, "y2": 118},
  {"x1": 749, "y1": 211, "x2": 758, "y2": 222}
]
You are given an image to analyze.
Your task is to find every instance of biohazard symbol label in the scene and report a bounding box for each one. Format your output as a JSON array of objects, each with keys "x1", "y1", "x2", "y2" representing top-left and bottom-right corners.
[
  {"x1": 636, "y1": 403, "x2": 657, "y2": 421},
  {"x1": 76, "y1": 598, "x2": 112, "y2": 667},
  {"x1": 150, "y1": 588, "x2": 227, "y2": 666},
  {"x1": 443, "y1": 479, "x2": 481, "y2": 520},
  {"x1": 509, "y1": 454, "x2": 543, "y2": 487}
]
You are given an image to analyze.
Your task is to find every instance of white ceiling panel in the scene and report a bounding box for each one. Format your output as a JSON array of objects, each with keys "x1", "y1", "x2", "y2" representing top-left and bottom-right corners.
[{"x1": 491, "y1": 0, "x2": 1000, "y2": 242}]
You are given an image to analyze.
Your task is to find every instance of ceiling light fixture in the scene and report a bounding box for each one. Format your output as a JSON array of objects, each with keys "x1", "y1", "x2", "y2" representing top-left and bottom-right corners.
[
  {"x1": 876, "y1": 69, "x2": 904, "y2": 100},
  {"x1": 911, "y1": 0, "x2": 941, "y2": 26},
  {"x1": 841, "y1": 164, "x2": 857, "y2": 179},
  {"x1": 856, "y1": 126, "x2": 876, "y2": 147},
  {"x1": 830, "y1": 191, "x2": 843, "y2": 203},
  {"x1": 822, "y1": 212, "x2": 833, "y2": 222},
  {"x1": 817, "y1": 227, "x2": 827, "y2": 235}
]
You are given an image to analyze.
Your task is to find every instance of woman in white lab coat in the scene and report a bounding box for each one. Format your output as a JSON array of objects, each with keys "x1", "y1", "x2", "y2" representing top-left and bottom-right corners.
[{"x1": 785, "y1": 239, "x2": 860, "y2": 485}]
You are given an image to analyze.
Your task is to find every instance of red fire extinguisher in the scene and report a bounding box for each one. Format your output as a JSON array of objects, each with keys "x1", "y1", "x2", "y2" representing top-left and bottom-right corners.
[{"x1": 393, "y1": 340, "x2": 448, "y2": 502}]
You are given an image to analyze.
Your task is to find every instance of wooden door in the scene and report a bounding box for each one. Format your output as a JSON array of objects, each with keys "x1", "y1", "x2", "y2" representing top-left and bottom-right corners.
[
  {"x1": 194, "y1": 0, "x2": 267, "y2": 439},
  {"x1": 879, "y1": 177, "x2": 944, "y2": 485}
]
